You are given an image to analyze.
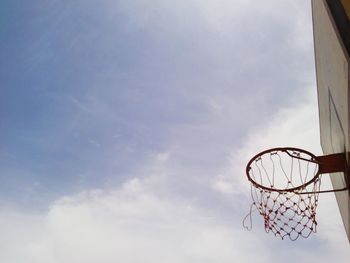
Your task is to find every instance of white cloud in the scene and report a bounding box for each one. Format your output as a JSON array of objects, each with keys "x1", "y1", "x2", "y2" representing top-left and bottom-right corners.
[
  {"x1": 0, "y1": 178, "x2": 270, "y2": 263},
  {"x1": 155, "y1": 152, "x2": 171, "y2": 162},
  {"x1": 1, "y1": 164, "x2": 349, "y2": 263}
]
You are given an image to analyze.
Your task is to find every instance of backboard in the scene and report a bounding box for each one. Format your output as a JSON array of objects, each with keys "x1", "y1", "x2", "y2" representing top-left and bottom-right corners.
[{"x1": 312, "y1": 0, "x2": 350, "y2": 241}]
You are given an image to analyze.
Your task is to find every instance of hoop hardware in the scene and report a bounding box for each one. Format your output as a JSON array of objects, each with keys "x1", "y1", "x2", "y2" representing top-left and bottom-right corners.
[{"x1": 243, "y1": 147, "x2": 349, "y2": 241}]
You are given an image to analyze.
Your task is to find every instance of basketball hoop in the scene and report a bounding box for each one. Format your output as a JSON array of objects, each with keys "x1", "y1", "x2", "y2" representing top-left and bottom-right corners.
[{"x1": 243, "y1": 147, "x2": 348, "y2": 241}]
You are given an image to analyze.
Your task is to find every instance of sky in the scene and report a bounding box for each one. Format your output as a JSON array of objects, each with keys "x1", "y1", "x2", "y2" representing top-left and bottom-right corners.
[{"x1": 0, "y1": 0, "x2": 350, "y2": 262}]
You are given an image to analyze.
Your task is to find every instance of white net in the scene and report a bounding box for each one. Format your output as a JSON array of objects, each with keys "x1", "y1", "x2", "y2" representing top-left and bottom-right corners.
[{"x1": 243, "y1": 148, "x2": 321, "y2": 241}]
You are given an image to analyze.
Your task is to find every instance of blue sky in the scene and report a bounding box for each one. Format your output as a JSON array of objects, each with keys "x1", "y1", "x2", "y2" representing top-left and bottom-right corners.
[{"x1": 1, "y1": 0, "x2": 350, "y2": 262}]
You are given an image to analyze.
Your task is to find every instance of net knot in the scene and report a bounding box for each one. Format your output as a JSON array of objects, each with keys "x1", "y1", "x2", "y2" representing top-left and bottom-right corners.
[{"x1": 264, "y1": 214, "x2": 270, "y2": 230}]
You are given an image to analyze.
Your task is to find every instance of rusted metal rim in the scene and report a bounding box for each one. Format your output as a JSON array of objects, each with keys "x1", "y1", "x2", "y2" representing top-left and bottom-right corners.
[{"x1": 246, "y1": 147, "x2": 320, "y2": 193}]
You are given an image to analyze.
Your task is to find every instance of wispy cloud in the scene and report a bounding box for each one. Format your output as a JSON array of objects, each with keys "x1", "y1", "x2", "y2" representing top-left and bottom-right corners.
[
  {"x1": 1, "y1": 161, "x2": 349, "y2": 263},
  {"x1": 0, "y1": 179, "x2": 261, "y2": 262}
]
